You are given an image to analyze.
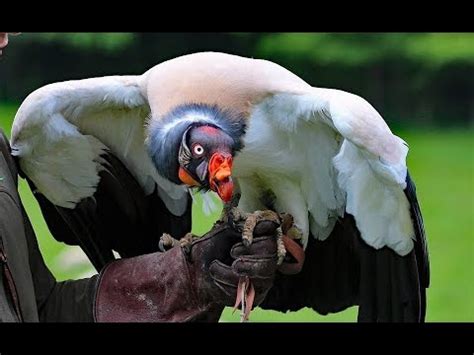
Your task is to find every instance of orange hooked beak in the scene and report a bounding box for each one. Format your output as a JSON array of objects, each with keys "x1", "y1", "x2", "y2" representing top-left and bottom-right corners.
[{"x1": 208, "y1": 153, "x2": 234, "y2": 203}]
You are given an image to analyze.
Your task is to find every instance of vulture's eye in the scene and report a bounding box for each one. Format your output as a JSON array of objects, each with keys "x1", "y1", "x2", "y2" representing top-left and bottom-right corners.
[{"x1": 193, "y1": 144, "x2": 205, "y2": 156}]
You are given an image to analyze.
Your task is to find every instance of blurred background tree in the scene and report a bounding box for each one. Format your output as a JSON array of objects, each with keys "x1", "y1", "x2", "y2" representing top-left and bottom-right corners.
[{"x1": 1, "y1": 32, "x2": 473, "y2": 127}]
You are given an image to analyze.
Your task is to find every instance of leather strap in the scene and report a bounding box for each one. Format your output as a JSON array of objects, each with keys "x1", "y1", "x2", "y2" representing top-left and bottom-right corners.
[
  {"x1": 277, "y1": 236, "x2": 305, "y2": 275},
  {"x1": 0, "y1": 248, "x2": 23, "y2": 321}
]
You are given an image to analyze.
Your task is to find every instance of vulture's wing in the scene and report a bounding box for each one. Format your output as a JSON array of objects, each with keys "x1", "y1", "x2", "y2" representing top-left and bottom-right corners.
[
  {"x1": 245, "y1": 88, "x2": 429, "y2": 321},
  {"x1": 11, "y1": 76, "x2": 191, "y2": 270},
  {"x1": 261, "y1": 175, "x2": 429, "y2": 321}
]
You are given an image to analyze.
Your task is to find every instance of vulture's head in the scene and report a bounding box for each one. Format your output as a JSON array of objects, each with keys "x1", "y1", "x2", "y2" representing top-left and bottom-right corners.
[{"x1": 146, "y1": 103, "x2": 246, "y2": 203}]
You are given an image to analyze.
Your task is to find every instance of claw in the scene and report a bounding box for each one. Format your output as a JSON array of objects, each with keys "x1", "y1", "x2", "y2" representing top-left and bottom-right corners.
[
  {"x1": 228, "y1": 208, "x2": 239, "y2": 231},
  {"x1": 287, "y1": 225, "x2": 304, "y2": 240},
  {"x1": 242, "y1": 212, "x2": 258, "y2": 247},
  {"x1": 242, "y1": 237, "x2": 252, "y2": 248},
  {"x1": 159, "y1": 233, "x2": 177, "y2": 252},
  {"x1": 279, "y1": 213, "x2": 294, "y2": 234},
  {"x1": 158, "y1": 240, "x2": 167, "y2": 252},
  {"x1": 159, "y1": 233, "x2": 194, "y2": 255},
  {"x1": 276, "y1": 227, "x2": 287, "y2": 265}
]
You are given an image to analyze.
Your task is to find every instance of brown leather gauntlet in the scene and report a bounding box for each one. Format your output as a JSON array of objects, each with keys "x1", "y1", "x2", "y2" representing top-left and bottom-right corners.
[
  {"x1": 94, "y1": 245, "x2": 211, "y2": 322},
  {"x1": 94, "y1": 220, "x2": 278, "y2": 322}
]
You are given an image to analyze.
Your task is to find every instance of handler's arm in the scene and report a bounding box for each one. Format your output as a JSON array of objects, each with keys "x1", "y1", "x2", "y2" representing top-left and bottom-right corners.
[
  {"x1": 21, "y1": 207, "x2": 99, "y2": 322},
  {"x1": 0, "y1": 130, "x2": 98, "y2": 321}
]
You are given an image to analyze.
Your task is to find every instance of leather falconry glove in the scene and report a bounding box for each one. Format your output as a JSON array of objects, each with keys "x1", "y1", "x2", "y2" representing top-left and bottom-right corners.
[{"x1": 94, "y1": 219, "x2": 279, "y2": 322}]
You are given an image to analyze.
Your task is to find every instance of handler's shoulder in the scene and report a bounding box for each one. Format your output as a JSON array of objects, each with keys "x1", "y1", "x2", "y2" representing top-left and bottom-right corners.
[{"x1": 0, "y1": 129, "x2": 18, "y2": 182}]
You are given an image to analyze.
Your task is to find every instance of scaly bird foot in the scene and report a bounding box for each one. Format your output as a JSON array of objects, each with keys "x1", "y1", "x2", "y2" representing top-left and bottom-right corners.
[
  {"x1": 287, "y1": 224, "x2": 304, "y2": 241},
  {"x1": 242, "y1": 210, "x2": 281, "y2": 247},
  {"x1": 159, "y1": 232, "x2": 195, "y2": 253},
  {"x1": 158, "y1": 233, "x2": 179, "y2": 251},
  {"x1": 276, "y1": 226, "x2": 286, "y2": 265}
]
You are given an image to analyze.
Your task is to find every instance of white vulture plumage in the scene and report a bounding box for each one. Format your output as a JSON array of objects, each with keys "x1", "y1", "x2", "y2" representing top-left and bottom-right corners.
[{"x1": 11, "y1": 52, "x2": 429, "y2": 321}]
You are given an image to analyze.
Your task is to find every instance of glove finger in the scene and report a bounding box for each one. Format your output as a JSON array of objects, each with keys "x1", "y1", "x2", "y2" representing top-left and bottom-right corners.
[
  {"x1": 191, "y1": 222, "x2": 241, "y2": 249},
  {"x1": 209, "y1": 260, "x2": 240, "y2": 290},
  {"x1": 232, "y1": 256, "x2": 277, "y2": 279},
  {"x1": 231, "y1": 236, "x2": 278, "y2": 258},
  {"x1": 252, "y1": 220, "x2": 280, "y2": 237}
]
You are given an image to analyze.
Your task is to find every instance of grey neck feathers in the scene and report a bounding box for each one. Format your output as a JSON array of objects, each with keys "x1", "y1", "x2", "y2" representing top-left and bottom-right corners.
[{"x1": 146, "y1": 103, "x2": 246, "y2": 184}]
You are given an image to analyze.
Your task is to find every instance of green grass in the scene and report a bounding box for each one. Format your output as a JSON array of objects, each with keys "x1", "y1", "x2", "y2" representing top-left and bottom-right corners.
[{"x1": 1, "y1": 103, "x2": 473, "y2": 322}]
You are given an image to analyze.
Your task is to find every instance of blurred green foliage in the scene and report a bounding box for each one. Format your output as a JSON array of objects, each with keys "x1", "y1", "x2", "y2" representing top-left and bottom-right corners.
[
  {"x1": 257, "y1": 33, "x2": 474, "y2": 67},
  {"x1": 24, "y1": 33, "x2": 135, "y2": 52},
  {"x1": 1, "y1": 33, "x2": 473, "y2": 127},
  {"x1": 18, "y1": 33, "x2": 474, "y2": 66}
]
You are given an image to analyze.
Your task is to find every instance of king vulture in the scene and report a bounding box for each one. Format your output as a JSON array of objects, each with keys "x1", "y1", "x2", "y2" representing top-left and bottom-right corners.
[{"x1": 11, "y1": 52, "x2": 429, "y2": 322}]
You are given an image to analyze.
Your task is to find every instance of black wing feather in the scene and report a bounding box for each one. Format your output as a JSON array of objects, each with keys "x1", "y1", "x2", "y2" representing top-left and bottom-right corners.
[
  {"x1": 405, "y1": 171, "x2": 430, "y2": 317},
  {"x1": 261, "y1": 171, "x2": 430, "y2": 322},
  {"x1": 25, "y1": 151, "x2": 192, "y2": 272}
]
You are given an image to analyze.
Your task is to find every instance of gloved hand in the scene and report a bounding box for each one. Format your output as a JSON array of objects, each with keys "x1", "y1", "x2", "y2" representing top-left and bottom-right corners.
[
  {"x1": 94, "y1": 219, "x2": 279, "y2": 322},
  {"x1": 187, "y1": 220, "x2": 279, "y2": 318}
]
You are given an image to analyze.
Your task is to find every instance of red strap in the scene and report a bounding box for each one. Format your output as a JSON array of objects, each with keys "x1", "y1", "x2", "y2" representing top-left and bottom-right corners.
[
  {"x1": 278, "y1": 235, "x2": 305, "y2": 275},
  {"x1": 232, "y1": 276, "x2": 256, "y2": 322}
]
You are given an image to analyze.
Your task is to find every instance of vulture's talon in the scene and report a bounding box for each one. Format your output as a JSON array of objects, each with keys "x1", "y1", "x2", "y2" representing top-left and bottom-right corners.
[
  {"x1": 242, "y1": 209, "x2": 282, "y2": 249},
  {"x1": 159, "y1": 232, "x2": 195, "y2": 254},
  {"x1": 287, "y1": 224, "x2": 304, "y2": 240},
  {"x1": 228, "y1": 208, "x2": 239, "y2": 231},
  {"x1": 220, "y1": 193, "x2": 242, "y2": 224},
  {"x1": 279, "y1": 212, "x2": 294, "y2": 235},
  {"x1": 159, "y1": 233, "x2": 179, "y2": 251},
  {"x1": 279, "y1": 212, "x2": 303, "y2": 241},
  {"x1": 242, "y1": 211, "x2": 258, "y2": 247},
  {"x1": 242, "y1": 237, "x2": 252, "y2": 248},
  {"x1": 226, "y1": 206, "x2": 248, "y2": 232},
  {"x1": 276, "y1": 226, "x2": 286, "y2": 265},
  {"x1": 179, "y1": 232, "x2": 195, "y2": 247},
  {"x1": 158, "y1": 240, "x2": 167, "y2": 252}
]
